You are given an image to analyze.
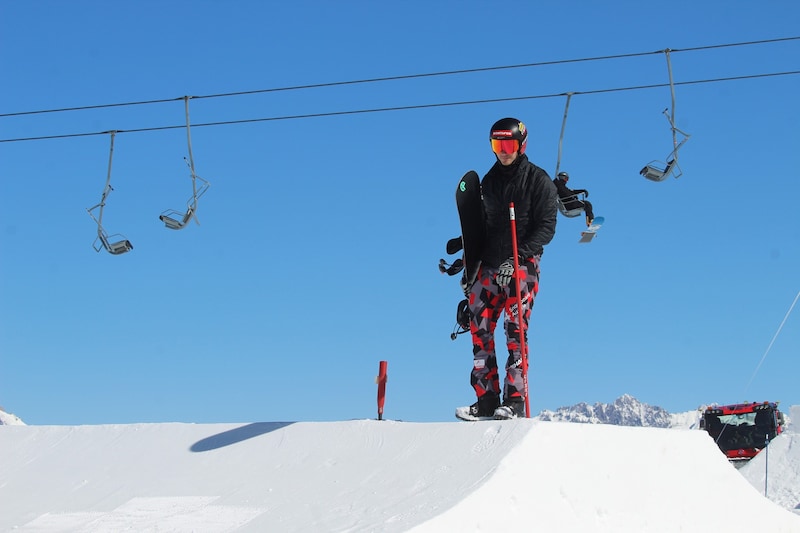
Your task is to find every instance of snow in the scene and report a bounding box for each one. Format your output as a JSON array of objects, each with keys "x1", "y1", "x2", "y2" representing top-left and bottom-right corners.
[
  {"x1": 739, "y1": 405, "x2": 800, "y2": 513},
  {"x1": 1, "y1": 411, "x2": 799, "y2": 532},
  {"x1": 669, "y1": 408, "x2": 703, "y2": 429},
  {"x1": 0, "y1": 407, "x2": 25, "y2": 426}
]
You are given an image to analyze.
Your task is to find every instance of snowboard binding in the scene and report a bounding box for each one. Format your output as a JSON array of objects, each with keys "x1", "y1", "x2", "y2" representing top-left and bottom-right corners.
[{"x1": 438, "y1": 257, "x2": 464, "y2": 277}]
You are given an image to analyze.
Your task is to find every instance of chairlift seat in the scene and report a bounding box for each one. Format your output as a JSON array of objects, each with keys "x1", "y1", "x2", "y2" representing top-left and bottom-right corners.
[
  {"x1": 160, "y1": 206, "x2": 195, "y2": 230},
  {"x1": 159, "y1": 174, "x2": 207, "y2": 230},
  {"x1": 95, "y1": 230, "x2": 133, "y2": 255},
  {"x1": 556, "y1": 193, "x2": 585, "y2": 218},
  {"x1": 108, "y1": 238, "x2": 133, "y2": 255},
  {"x1": 640, "y1": 159, "x2": 676, "y2": 182},
  {"x1": 640, "y1": 110, "x2": 689, "y2": 182},
  {"x1": 160, "y1": 215, "x2": 184, "y2": 230}
]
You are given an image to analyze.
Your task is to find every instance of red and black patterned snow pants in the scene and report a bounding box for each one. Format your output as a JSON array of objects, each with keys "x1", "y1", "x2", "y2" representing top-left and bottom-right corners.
[{"x1": 467, "y1": 256, "x2": 540, "y2": 402}]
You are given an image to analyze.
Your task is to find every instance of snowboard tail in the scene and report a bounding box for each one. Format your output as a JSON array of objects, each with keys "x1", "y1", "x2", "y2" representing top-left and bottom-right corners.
[{"x1": 578, "y1": 216, "x2": 604, "y2": 243}]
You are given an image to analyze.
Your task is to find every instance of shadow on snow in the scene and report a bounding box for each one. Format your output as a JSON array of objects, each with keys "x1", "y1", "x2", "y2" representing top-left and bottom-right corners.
[{"x1": 190, "y1": 422, "x2": 295, "y2": 452}]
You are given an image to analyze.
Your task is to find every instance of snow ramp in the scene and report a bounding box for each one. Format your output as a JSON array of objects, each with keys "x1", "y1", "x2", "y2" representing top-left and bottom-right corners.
[{"x1": 0, "y1": 419, "x2": 797, "y2": 532}]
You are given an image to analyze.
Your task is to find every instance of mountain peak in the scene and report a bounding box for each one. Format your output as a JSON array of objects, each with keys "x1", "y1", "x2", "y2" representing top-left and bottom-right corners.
[
  {"x1": 0, "y1": 408, "x2": 26, "y2": 426},
  {"x1": 536, "y1": 395, "x2": 676, "y2": 428}
]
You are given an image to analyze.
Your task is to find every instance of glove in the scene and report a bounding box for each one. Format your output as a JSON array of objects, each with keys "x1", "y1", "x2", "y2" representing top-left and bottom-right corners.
[{"x1": 496, "y1": 258, "x2": 516, "y2": 287}]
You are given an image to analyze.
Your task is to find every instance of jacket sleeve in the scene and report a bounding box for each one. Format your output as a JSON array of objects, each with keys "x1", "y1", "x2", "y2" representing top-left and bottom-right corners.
[{"x1": 519, "y1": 171, "x2": 558, "y2": 257}]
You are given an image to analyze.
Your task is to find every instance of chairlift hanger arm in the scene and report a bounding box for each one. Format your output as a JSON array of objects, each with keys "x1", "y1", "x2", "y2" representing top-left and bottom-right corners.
[
  {"x1": 187, "y1": 172, "x2": 210, "y2": 204},
  {"x1": 160, "y1": 98, "x2": 210, "y2": 230},
  {"x1": 184, "y1": 96, "x2": 197, "y2": 179},
  {"x1": 85, "y1": 131, "x2": 133, "y2": 253},
  {"x1": 664, "y1": 49, "x2": 677, "y2": 125},
  {"x1": 87, "y1": 131, "x2": 118, "y2": 227},
  {"x1": 640, "y1": 53, "x2": 690, "y2": 182},
  {"x1": 99, "y1": 131, "x2": 117, "y2": 222},
  {"x1": 554, "y1": 92, "x2": 574, "y2": 179},
  {"x1": 183, "y1": 97, "x2": 209, "y2": 215},
  {"x1": 663, "y1": 50, "x2": 690, "y2": 153},
  {"x1": 660, "y1": 108, "x2": 689, "y2": 139}
]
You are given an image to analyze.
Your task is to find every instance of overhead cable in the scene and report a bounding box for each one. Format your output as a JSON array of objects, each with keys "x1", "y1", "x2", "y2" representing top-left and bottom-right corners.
[
  {"x1": 1, "y1": 70, "x2": 798, "y2": 144},
  {"x1": 744, "y1": 289, "x2": 800, "y2": 394},
  {"x1": 1, "y1": 36, "x2": 798, "y2": 118}
]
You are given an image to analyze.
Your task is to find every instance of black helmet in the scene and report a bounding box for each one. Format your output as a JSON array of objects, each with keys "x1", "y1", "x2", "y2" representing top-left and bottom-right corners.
[
  {"x1": 557, "y1": 171, "x2": 569, "y2": 182},
  {"x1": 490, "y1": 117, "x2": 527, "y2": 155}
]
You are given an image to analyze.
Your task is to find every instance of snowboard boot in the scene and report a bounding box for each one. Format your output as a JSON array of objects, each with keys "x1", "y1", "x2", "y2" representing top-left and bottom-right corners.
[
  {"x1": 494, "y1": 399, "x2": 525, "y2": 420},
  {"x1": 455, "y1": 392, "x2": 501, "y2": 421},
  {"x1": 468, "y1": 393, "x2": 500, "y2": 418}
]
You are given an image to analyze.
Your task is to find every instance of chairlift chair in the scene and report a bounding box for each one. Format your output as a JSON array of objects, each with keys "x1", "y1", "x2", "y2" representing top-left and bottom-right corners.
[
  {"x1": 86, "y1": 132, "x2": 133, "y2": 255},
  {"x1": 640, "y1": 108, "x2": 690, "y2": 182},
  {"x1": 552, "y1": 93, "x2": 590, "y2": 218},
  {"x1": 160, "y1": 96, "x2": 210, "y2": 230},
  {"x1": 159, "y1": 175, "x2": 209, "y2": 230},
  {"x1": 640, "y1": 158, "x2": 678, "y2": 182},
  {"x1": 556, "y1": 192, "x2": 587, "y2": 218},
  {"x1": 104, "y1": 235, "x2": 133, "y2": 255},
  {"x1": 95, "y1": 228, "x2": 133, "y2": 255},
  {"x1": 87, "y1": 204, "x2": 133, "y2": 254},
  {"x1": 640, "y1": 50, "x2": 691, "y2": 182},
  {"x1": 640, "y1": 126, "x2": 689, "y2": 181},
  {"x1": 160, "y1": 206, "x2": 195, "y2": 230}
]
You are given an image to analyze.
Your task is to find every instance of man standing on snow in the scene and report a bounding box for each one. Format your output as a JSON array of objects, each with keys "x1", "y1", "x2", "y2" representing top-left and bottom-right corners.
[{"x1": 456, "y1": 117, "x2": 558, "y2": 420}]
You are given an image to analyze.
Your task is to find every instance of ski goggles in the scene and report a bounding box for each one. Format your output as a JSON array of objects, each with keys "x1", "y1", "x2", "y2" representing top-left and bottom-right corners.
[{"x1": 490, "y1": 138, "x2": 519, "y2": 154}]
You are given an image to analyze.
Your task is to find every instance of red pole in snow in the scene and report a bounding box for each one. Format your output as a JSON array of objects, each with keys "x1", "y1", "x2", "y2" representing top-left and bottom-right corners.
[
  {"x1": 376, "y1": 360, "x2": 388, "y2": 420},
  {"x1": 509, "y1": 203, "x2": 530, "y2": 418}
]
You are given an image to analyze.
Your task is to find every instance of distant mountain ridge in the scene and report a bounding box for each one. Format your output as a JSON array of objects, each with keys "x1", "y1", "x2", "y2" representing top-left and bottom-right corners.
[{"x1": 536, "y1": 394, "x2": 699, "y2": 429}]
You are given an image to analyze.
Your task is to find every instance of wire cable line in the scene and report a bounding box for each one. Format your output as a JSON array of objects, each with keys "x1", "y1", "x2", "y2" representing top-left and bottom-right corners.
[
  {"x1": 1, "y1": 36, "x2": 798, "y2": 118},
  {"x1": 1, "y1": 70, "x2": 798, "y2": 144},
  {"x1": 744, "y1": 289, "x2": 800, "y2": 394}
]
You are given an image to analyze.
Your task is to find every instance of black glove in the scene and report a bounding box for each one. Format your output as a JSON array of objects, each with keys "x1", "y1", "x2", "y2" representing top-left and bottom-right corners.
[{"x1": 496, "y1": 258, "x2": 515, "y2": 287}]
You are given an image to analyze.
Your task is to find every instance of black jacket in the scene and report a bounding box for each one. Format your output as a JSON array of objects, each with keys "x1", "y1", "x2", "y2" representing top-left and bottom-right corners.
[
  {"x1": 480, "y1": 154, "x2": 558, "y2": 268},
  {"x1": 553, "y1": 177, "x2": 587, "y2": 210}
]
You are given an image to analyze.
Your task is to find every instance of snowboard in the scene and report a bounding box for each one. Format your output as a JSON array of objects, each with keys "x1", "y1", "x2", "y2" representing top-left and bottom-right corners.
[
  {"x1": 578, "y1": 216, "x2": 604, "y2": 243},
  {"x1": 454, "y1": 405, "x2": 520, "y2": 421},
  {"x1": 455, "y1": 171, "x2": 486, "y2": 290}
]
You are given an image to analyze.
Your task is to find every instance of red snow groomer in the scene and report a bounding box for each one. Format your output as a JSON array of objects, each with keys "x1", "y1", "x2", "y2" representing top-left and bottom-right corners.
[{"x1": 701, "y1": 401, "x2": 785, "y2": 461}]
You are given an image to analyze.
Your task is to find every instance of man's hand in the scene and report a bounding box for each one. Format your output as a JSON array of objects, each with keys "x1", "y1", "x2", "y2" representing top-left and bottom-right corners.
[{"x1": 496, "y1": 258, "x2": 515, "y2": 287}]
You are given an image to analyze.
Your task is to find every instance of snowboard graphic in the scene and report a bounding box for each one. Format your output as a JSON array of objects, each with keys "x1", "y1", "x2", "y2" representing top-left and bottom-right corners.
[
  {"x1": 455, "y1": 170, "x2": 486, "y2": 289},
  {"x1": 578, "y1": 216, "x2": 604, "y2": 243}
]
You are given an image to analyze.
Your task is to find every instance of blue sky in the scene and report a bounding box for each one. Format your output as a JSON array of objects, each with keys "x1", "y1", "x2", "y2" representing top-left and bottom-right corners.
[{"x1": 1, "y1": 1, "x2": 798, "y2": 425}]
